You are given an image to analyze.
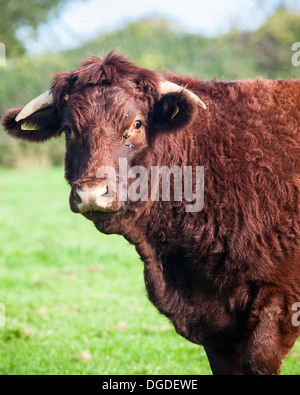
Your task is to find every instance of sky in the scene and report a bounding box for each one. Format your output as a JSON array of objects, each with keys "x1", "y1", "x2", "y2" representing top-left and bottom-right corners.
[{"x1": 24, "y1": 0, "x2": 300, "y2": 53}]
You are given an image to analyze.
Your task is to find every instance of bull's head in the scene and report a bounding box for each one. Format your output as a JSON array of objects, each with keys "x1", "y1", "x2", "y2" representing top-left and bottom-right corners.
[{"x1": 2, "y1": 52, "x2": 206, "y2": 233}]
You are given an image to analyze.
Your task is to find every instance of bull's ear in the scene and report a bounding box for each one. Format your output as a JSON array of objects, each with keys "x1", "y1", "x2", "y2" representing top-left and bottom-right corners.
[
  {"x1": 153, "y1": 90, "x2": 199, "y2": 133},
  {"x1": 2, "y1": 105, "x2": 61, "y2": 143}
]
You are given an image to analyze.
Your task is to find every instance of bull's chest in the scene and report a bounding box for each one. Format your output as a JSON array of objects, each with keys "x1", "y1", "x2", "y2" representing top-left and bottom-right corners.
[{"x1": 142, "y1": 247, "x2": 250, "y2": 347}]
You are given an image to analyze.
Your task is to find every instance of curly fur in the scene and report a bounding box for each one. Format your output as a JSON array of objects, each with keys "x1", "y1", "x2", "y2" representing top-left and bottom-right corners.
[{"x1": 2, "y1": 52, "x2": 300, "y2": 375}]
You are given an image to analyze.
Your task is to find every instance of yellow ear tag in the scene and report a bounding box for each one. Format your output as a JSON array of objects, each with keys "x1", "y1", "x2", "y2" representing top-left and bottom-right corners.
[
  {"x1": 21, "y1": 122, "x2": 38, "y2": 131},
  {"x1": 170, "y1": 105, "x2": 179, "y2": 120}
]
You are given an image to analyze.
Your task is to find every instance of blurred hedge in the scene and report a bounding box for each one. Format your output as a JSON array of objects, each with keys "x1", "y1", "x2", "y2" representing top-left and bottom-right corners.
[{"x1": 1, "y1": 9, "x2": 299, "y2": 168}]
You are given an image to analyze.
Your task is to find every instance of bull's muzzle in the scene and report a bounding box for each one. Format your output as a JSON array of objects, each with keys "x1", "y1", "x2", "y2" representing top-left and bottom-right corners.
[{"x1": 69, "y1": 180, "x2": 119, "y2": 214}]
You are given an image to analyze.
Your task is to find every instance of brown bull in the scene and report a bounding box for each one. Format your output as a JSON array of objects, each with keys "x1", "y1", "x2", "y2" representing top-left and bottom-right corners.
[{"x1": 2, "y1": 52, "x2": 300, "y2": 375}]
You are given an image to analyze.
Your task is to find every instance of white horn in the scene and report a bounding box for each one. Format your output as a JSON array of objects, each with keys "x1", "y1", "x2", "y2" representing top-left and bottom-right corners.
[
  {"x1": 15, "y1": 90, "x2": 54, "y2": 123},
  {"x1": 159, "y1": 81, "x2": 206, "y2": 110}
]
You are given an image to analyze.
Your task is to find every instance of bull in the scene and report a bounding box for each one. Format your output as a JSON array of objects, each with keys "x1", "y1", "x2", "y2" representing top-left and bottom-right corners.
[{"x1": 2, "y1": 51, "x2": 300, "y2": 375}]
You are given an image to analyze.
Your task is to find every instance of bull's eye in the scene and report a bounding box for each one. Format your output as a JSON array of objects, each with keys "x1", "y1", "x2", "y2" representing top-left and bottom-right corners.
[
  {"x1": 63, "y1": 125, "x2": 74, "y2": 141},
  {"x1": 64, "y1": 125, "x2": 72, "y2": 135},
  {"x1": 134, "y1": 120, "x2": 142, "y2": 129}
]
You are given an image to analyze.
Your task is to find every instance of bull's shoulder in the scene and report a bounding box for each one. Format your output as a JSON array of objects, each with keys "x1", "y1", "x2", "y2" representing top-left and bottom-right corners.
[{"x1": 163, "y1": 74, "x2": 300, "y2": 110}]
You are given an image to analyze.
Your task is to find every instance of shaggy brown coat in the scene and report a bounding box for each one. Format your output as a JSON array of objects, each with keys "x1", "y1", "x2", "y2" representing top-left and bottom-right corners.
[{"x1": 3, "y1": 52, "x2": 300, "y2": 375}]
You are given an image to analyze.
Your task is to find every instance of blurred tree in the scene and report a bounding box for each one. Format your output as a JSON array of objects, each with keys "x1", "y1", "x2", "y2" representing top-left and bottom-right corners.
[
  {"x1": 0, "y1": 9, "x2": 299, "y2": 167},
  {"x1": 0, "y1": 0, "x2": 72, "y2": 57},
  {"x1": 252, "y1": 8, "x2": 300, "y2": 76},
  {"x1": 254, "y1": 0, "x2": 300, "y2": 11}
]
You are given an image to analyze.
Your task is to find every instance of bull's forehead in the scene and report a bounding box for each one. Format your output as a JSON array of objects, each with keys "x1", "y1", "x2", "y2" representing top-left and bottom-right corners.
[{"x1": 65, "y1": 83, "x2": 143, "y2": 129}]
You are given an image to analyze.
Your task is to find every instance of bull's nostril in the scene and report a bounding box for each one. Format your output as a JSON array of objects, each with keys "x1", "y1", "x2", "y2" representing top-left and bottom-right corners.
[
  {"x1": 100, "y1": 184, "x2": 109, "y2": 197},
  {"x1": 75, "y1": 189, "x2": 83, "y2": 207},
  {"x1": 70, "y1": 186, "x2": 83, "y2": 213}
]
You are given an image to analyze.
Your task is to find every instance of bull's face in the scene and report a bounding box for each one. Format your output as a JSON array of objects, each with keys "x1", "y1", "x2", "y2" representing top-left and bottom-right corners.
[
  {"x1": 2, "y1": 53, "x2": 205, "y2": 233},
  {"x1": 65, "y1": 86, "x2": 152, "y2": 230}
]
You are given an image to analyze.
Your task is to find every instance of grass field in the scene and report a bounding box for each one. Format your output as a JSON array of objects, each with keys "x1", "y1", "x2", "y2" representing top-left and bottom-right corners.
[{"x1": 0, "y1": 167, "x2": 299, "y2": 375}]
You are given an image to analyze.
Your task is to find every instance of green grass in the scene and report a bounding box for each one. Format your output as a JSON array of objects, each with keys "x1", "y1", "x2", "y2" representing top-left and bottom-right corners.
[
  {"x1": 0, "y1": 167, "x2": 210, "y2": 375},
  {"x1": 0, "y1": 167, "x2": 299, "y2": 375}
]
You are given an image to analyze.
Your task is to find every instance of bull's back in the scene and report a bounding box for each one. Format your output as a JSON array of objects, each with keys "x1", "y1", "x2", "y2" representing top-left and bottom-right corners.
[
  {"x1": 198, "y1": 78, "x2": 300, "y2": 177},
  {"x1": 189, "y1": 77, "x2": 300, "y2": 273}
]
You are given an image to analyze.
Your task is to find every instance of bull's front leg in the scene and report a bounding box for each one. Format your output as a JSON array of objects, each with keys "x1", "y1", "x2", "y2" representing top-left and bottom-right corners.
[
  {"x1": 204, "y1": 346, "x2": 243, "y2": 375},
  {"x1": 241, "y1": 294, "x2": 300, "y2": 375}
]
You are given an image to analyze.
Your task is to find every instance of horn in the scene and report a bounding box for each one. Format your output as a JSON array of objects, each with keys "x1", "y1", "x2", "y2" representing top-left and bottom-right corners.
[
  {"x1": 15, "y1": 90, "x2": 54, "y2": 122},
  {"x1": 159, "y1": 81, "x2": 206, "y2": 110}
]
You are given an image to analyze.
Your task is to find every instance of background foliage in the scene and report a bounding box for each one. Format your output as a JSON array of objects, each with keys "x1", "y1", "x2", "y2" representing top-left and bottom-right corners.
[
  {"x1": 0, "y1": 0, "x2": 70, "y2": 57},
  {"x1": 0, "y1": 7, "x2": 300, "y2": 168},
  {"x1": 1, "y1": 3, "x2": 300, "y2": 375}
]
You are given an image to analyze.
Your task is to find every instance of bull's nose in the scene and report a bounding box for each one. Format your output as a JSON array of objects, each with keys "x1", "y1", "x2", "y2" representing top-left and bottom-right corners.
[{"x1": 69, "y1": 180, "x2": 118, "y2": 214}]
